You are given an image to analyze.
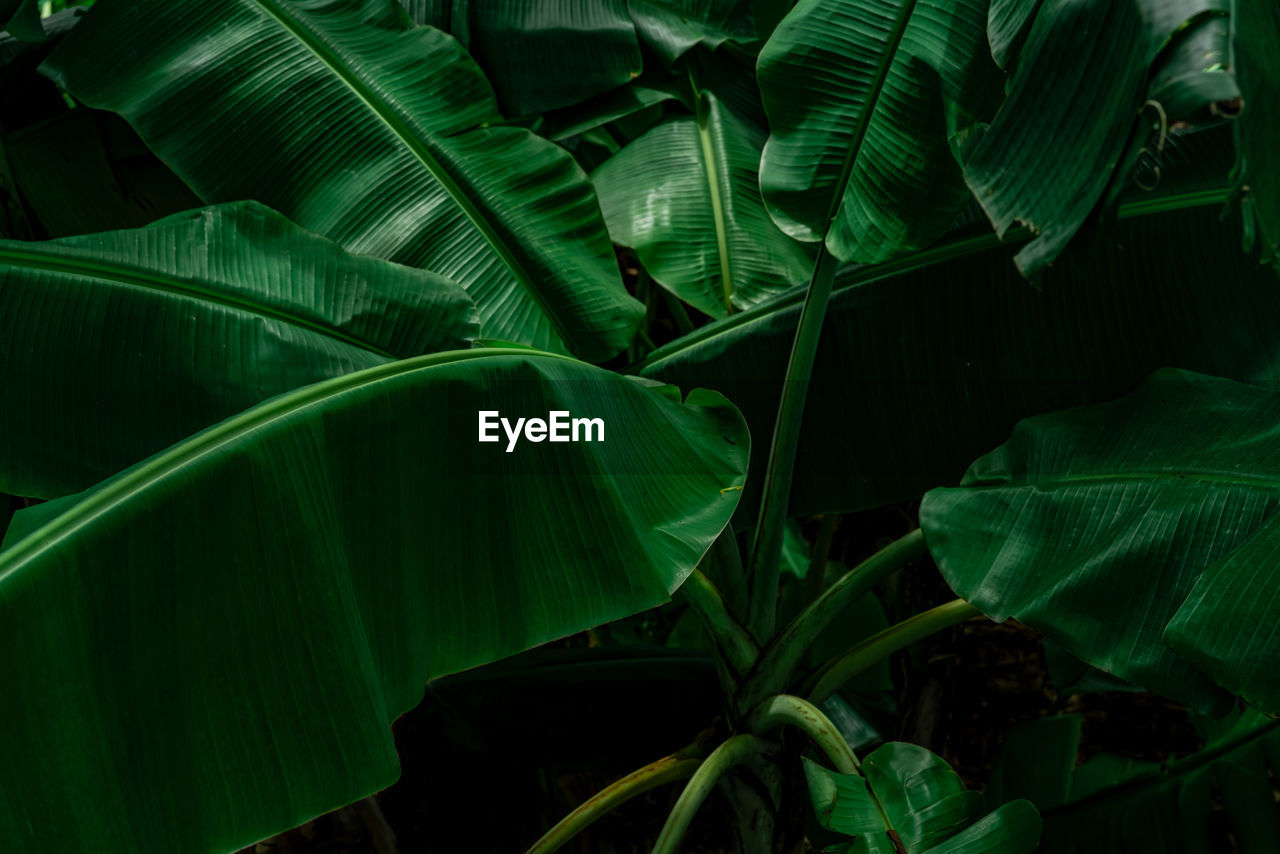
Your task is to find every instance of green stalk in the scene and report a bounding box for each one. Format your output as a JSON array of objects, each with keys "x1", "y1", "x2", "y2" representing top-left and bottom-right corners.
[
  {"x1": 675, "y1": 570, "x2": 760, "y2": 677},
  {"x1": 739, "y1": 529, "x2": 926, "y2": 709},
  {"x1": 748, "y1": 694, "x2": 858, "y2": 774},
  {"x1": 526, "y1": 752, "x2": 705, "y2": 854},
  {"x1": 806, "y1": 599, "x2": 981, "y2": 704},
  {"x1": 651, "y1": 735, "x2": 773, "y2": 854},
  {"x1": 804, "y1": 514, "x2": 840, "y2": 604},
  {"x1": 747, "y1": 245, "x2": 840, "y2": 640},
  {"x1": 662, "y1": 289, "x2": 698, "y2": 337}
]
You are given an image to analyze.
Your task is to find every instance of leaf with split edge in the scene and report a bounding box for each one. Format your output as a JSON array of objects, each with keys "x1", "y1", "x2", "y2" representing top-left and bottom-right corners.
[
  {"x1": 637, "y1": 182, "x2": 1280, "y2": 520},
  {"x1": 41, "y1": 0, "x2": 642, "y2": 361},
  {"x1": 0, "y1": 348, "x2": 749, "y2": 854},
  {"x1": 920, "y1": 368, "x2": 1280, "y2": 716},
  {"x1": 805, "y1": 743, "x2": 1041, "y2": 853},
  {"x1": 957, "y1": 0, "x2": 1240, "y2": 278},
  {"x1": 756, "y1": 0, "x2": 1001, "y2": 263},
  {"x1": 0, "y1": 200, "x2": 479, "y2": 500},
  {"x1": 592, "y1": 91, "x2": 814, "y2": 318}
]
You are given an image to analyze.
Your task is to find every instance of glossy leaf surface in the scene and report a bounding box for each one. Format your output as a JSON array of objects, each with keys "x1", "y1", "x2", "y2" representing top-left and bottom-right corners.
[
  {"x1": 921, "y1": 369, "x2": 1280, "y2": 715},
  {"x1": 0, "y1": 201, "x2": 478, "y2": 499},
  {"x1": 0, "y1": 350, "x2": 748, "y2": 853},
  {"x1": 805, "y1": 744, "x2": 1041, "y2": 852},
  {"x1": 756, "y1": 0, "x2": 1000, "y2": 262},
  {"x1": 42, "y1": 0, "x2": 641, "y2": 360},
  {"x1": 592, "y1": 91, "x2": 813, "y2": 317}
]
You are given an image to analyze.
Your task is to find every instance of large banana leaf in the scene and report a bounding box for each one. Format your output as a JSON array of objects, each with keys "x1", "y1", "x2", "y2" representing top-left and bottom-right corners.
[
  {"x1": 41, "y1": 0, "x2": 642, "y2": 361},
  {"x1": 805, "y1": 745, "x2": 1041, "y2": 852},
  {"x1": 1, "y1": 0, "x2": 42, "y2": 42},
  {"x1": 637, "y1": 189, "x2": 1280, "y2": 518},
  {"x1": 398, "y1": 0, "x2": 642, "y2": 116},
  {"x1": 592, "y1": 91, "x2": 813, "y2": 317},
  {"x1": 0, "y1": 201, "x2": 478, "y2": 499},
  {"x1": 627, "y1": 0, "x2": 758, "y2": 66},
  {"x1": 920, "y1": 368, "x2": 1280, "y2": 715},
  {"x1": 958, "y1": 0, "x2": 1239, "y2": 277},
  {"x1": 0, "y1": 349, "x2": 748, "y2": 853},
  {"x1": 988, "y1": 710, "x2": 1280, "y2": 853},
  {"x1": 755, "y1": 0, "x2": 1001, "y2": 263},
  {"x1": 1235, "y1": 0, "x2": 1280, "y2": 265}
]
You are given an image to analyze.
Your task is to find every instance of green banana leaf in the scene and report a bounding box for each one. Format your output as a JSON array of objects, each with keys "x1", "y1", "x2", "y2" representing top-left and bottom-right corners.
[
  {"x1": 637, "y1": 190, "x2": 1280, "y2": 519},
  {"x1": 957, "y1": 0, "x2": 1239, "y2": 277},
  {"x1": 1234, "y1": 0, "x2": 1280, "y2": 265},
  {"x1": 397, "y1": 0, "x2": 643, "y2": 116},
  {"x1": 0, "y1": 201, "x2": 478, "y2": 499},
  {"x1": 920, "y1": 368, "x2": 1280, "y2": 715},
  {"x1": 41, "y1": 0, "x2": 642, "y2": 361},
  {"x1": 1, "y1": 0, "x2": 43, "y2": 42},
  {"x1": 592, "y1": 90, "x2": 813, "y2": 317},
  {"x1": 755, "y1": 0, "x2": 1001, "y2": 263},
  {"x1": 988, "y1": 710, "x2": 1280, "y2": 853},
  {"x1": 805, "y1": 744, "x2": 1041, "y2": 853},
  {"x1": 627, "y1": 0, "x2": 758, "y2": 66},
  {"x1": 0, "y1": 349, "x2": 748, "y2": 853}
]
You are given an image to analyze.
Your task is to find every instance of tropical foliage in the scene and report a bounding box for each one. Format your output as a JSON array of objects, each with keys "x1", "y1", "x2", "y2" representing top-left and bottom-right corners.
[{"x1": 0, "y1": 0, "x2": 1276, "y2": 852}]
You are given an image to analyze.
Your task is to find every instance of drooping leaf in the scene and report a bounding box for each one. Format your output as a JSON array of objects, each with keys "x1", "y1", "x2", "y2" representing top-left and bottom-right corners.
[
  {"x1": 1, "y1": 0, "x2": 43, "y2": 42},
  {"x1": 957, "y1": 0, "x2": 1240, "y2": 277},
  {"x1": 990, "y1": 710, "x2": 1280, "y2": 853},
  {"x1": 398, "y1": 0, "x2": 643, "y2": 116},
  {"x1": 0, "y1": 350, "x2": 748, "y2": 853},
  {"x1": 805, "y1": 744, "x2": 1041, "y2": 853},
  {"x1": 0, "y1": 201, "x2": 478, "y2": 499},
  {"x1": 1234, "y1": 0, "x2": 1280, "y2": 265},
  {"x1": 920, "y1": 368, "x2": 1280, "y2": 715},
  {"x1": 42, "y1": 0, "x2": 642, "y2": 360},
  {"x1": 593, "y1": 91, "x2": 814, "y2": 317},
  {"x1": 756, "y1": 0, "x2": 1001, "y2": 262},
  {"x1": 638, "y1": 190, "x2": 1279, "y2": 519}
]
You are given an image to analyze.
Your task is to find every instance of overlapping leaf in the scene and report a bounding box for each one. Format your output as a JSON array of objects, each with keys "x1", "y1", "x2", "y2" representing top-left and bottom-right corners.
[
  {"x1": 958, "y1": 0, "x2": 1240, "y2": 277},
  {"x1": 42, "y1": 0, "x2": 641, "y2": 360},
  {"x1": 593, "y1": 91, "x2": 813, "y2": 317},
  {"x1": 0, "y1": 350, "x2": 748, "y2": 853},
  {"x1": 638, "y1": 190, "x2": 1280, "y2": 518},
  {"x1": 920, "y1": 369, "x2": 1280, "y2": 715},
  {"x1": 1234, "y1": 0, "x2": 1280, "y2": 265},
  {"x1": 805, "y1": 744, "x2": 1041, "y2": 852},
  {"x1": 989, "y1": 710, "x2": 1280, "y2": 853},
  {"x1": 0, "y1": 201, "x2": 478, "y2": 499},
  {"x1": 756, "y1": 0, "x2": 1000, "y2": 263}
]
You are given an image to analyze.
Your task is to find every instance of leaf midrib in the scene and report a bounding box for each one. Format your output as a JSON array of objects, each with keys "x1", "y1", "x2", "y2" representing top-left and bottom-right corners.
[
  {"x1": 966, "y1": 469, "x2": 1280, "y2": 493},
  {"x1": 0, "y1": 348, "x2": 574, "y2": 583},
  {"x1": 0, "y1": 246, "x2": 397, "y2": 358},
  {"x1": 249, "y1": 0, "x2": 573, "y2": 348},
  {"x1": 694, "y1": 93, "x2": 735, "y2": 313}
]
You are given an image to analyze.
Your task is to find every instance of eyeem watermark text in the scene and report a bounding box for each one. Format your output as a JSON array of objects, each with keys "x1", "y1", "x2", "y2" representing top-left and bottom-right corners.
[{"x1": 478, "y1": 410, "x2": 605, "y2": 452}]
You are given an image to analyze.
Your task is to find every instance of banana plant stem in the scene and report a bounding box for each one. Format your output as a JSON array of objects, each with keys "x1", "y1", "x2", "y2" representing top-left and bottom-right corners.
[
  {"x1": 740, "y1": 529, "x2": 926, "y2": 709},
  {"x1": 804, "y1": 514, "x2": 840, "y2": 603},
  {"x1": 806, "y1": 599, "x2": 982, "y2": 704},
  {"x1": 526, "y1": 752, "x2": 705, "y2": 854},
  {"x1": 748, "y1": 694, "x2": 858, "y2": 774},
  {"x1": 675, "y1": 569, "x2": 760, "y2": 677},
  {"x1": 747, "y1": 245, "x2": 840, "y2": 641},
  {"x1": 651, "y1": 735, "x2": 773, "y2": 854}
]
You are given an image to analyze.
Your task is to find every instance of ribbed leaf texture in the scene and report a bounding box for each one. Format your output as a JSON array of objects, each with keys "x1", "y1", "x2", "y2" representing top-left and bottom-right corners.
[
  {"x1": 593, "y1": 91, "x2": 814, "y2": 317},
  {"x1": 0, "y1": 350, "x2": 748, "y2": 853},
  {"x1": 756, "y1": 0, "x2": 1001, "y2": 262},
  {"x1": 0, "y1": 201, "x2": 479, "y2": 499},
  {"x1": 41, "y1": 0, "x2": 642, "y2": 360},
  {"x1": 921, "y1": 368, "x2": 1280, "y2": 715}
]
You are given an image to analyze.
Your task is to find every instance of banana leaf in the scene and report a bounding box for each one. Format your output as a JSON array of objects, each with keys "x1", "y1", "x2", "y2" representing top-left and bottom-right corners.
[
  {"x1": 42, "y1": 0, "x2": 642, "y2": 361},
  {"x1": 1234, "y1": 0, "x2": 1280, "y2": 265},
  {"x1": 805, "y1": 744, "x2": 1041, "y2": 853},
  {"x1": 637, "y1": 189, "x2": 1279, "y2": 519},
  {"x1": 920, "y1": 368, "x2": 1280, "y2": 715},
  {"x1": 592, "y1": 90, "x2": 813, "y2": 317},
  {"x1": 988, "y1": 710, "x2": 1280, "y2": 853},
  {"x1": 0, "y1": 201, "x2": 478, "y2": 499},
  {"x1": 755, "y1": 0, "x2": 1001, "y2": 263},
  {"x1": 0, "y1": 349, "x2": 748, "y2": 853}
]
